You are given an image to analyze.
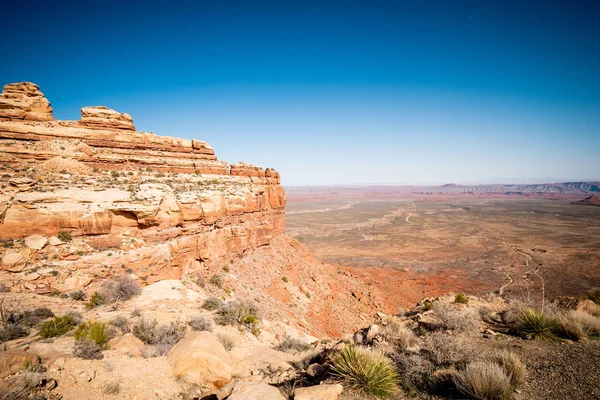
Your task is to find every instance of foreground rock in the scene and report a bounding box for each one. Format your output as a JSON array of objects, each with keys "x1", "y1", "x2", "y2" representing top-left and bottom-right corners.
[
  {"x1": 228, "y1": 382, "x2": 286, "y2": 400},
  {"x1": 295, "y1": 384, "x2": 344, "y2": 400},
  {"x1": 167, "y1": 331, "x2": 233, "y2": 389},
  {"x1": 0, "y1": 350, "x2": 40, "y2": 379}
]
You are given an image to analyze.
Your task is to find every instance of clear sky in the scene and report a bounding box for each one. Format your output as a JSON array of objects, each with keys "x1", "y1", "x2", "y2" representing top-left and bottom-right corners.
[{"x1": 1, "y1": 0, "x2": 599, "y2": 186}]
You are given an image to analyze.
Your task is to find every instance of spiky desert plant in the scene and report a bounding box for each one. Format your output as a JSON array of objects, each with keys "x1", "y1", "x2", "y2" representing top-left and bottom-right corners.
[
  {"x1": 515, "y1": 308, "x2": 559, "y2": 340},
  {"x1": 330, "y1": 344, "x2": 400, "y2": 398},
  {"x1": 453, "y1": 361, "x2": 512, "y2": 400}
]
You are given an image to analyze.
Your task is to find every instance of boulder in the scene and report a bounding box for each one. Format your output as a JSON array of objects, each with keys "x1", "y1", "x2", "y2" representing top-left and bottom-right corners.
[
  {"x1": 48, "y1": 236, "x2": 64, "y2": 246},
  {"x1": 1, "y1": 251, "x2": 26, "y2": 272},
  {"x1": 56, "y1": 275, "x2": 92, "y2": 292},
  {"x1": 294, "y1": 384, "x2": 344, "y2": 400},
  {"x1": 0, "y1": 350, "x2": 40, "y2": 378},
  {"x1": 167, "y1": 331, "x2": 232, "y2": 389},
  {"x1": 228, "y1": 382, "x2": 286, "y2": 400},
  {"x1": 24, "y1": 235, "x2": 47, "y2": 250},
  {"x1": 108, "y1": 333, "x2": 145, "y2": 357}
]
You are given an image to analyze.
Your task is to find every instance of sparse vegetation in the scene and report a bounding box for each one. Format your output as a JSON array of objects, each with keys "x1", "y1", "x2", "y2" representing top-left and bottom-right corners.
[
  {"x1": 201, "y1": 296, "x2": 223, "y2": 311},
  {"x1": 0, "y1": 325, "x2": 29, "y2": 342},
  {"x1": 433, "y1": 302, "x2": 483, "y2": 334},
  {"x1": 57, "y1": 230, "x2": 72, "y2": 242},
  {"x1": 100, "y1": 275, "x2": 141, "y2": 303},
  {"x1": 132, "y1": 318, "x2": 185, "y2": 356},
  {"x1": 73, "y1": 339, "x2": 104, "y2": 360},
  {"x1": 330, "y1": 344, "x2": 400, "y2": 398},
  {"x1": 515, "y1": 308, "x2": 560, "y2": 340},
  {"x1": 187, "y1": 315, "x2": 213, "y2": 332},
  {"x1": 455, "y1": 293, "x2": 469, "y2": 304},
  {"x1": 85, "y1": 292, "x2": 106, "y2": 309},
  {"x1": 215, "y1": 299, "x2": 259, "y2": 327},
  {"x1": 584, "y1": 288, "x2": 600, "y2": 305},
  {"x1": 69, "y1": 290, "x2": 86, "y2": 301},
  {"x1": 489, "y1": 351, "x2": 527, "y2": 389},
  {"x1": 110, "y1": 315, "x2": 131, "y2": 333},
  {"x1": 74, "y1": 321, "x2": 111, "y2": 347},
  {"x1": 275, "y1": 335, "x2": 312, "y2": 353},
  {"x1": 381, "y1": 320, "x2": 417, "y2": 351},
  {"x1": 39, "y1": 315, "x2": 77, "y2": 338},
  {"x1": 216, "y1": 332, "x2": 236, "y2": 351},
  {"x1": 453, "y1": 361, "x2": 512, "y2": 400},
  {"x1": 209, "y1": 274, "x2": 223, "y2": 288}
]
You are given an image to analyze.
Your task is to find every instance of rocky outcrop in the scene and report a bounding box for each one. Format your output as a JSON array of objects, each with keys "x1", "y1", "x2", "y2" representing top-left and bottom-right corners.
[
  {"x1": 167, "y1": 331, "x2": 233, "y2": 389},
  {"x1": 0, "y1": 82, "x2": 53, "y2": 121},
  {"x1": 0, "y1": 81, "x2": 286, "y2": 293},
  {"x1": 571, "y1": 194, "x2": 600, "y2": 206}
]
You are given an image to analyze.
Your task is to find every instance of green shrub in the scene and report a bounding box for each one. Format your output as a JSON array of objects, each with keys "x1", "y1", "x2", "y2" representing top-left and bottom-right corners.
[
  {"x1": 57, "y1": 230, "x2": 72, "y2": 242},
  {"x1": 330, "y1": 344, "x2": 400, "y2": 398},
  {"x1": 455, "y1": 293, "x2": 469, "y2": 304},
  {"x1": 282, "y1": 276, "x2": 289, "y2": 283},
  {"x1": 584, "y1": 288, "x2": 600, "y2": 305},
  {"x1": 209, "y1": 274, "x2": 222, "y2": 288},
  {"x1": 453, "y1": 361, "x2": 512, "y2": 400},
  {"x1": 39, "y1": 315, "x2": 77, "y2": 338},
  {"x1": 201, "y1": 296, "x2": 223, "y2": 311},
  {"x1": 85, "y1": 292, "x2": 106, "y2": 309},
  {"x1": 515, "y1": 308, "x2": 560, "y2": 340},
  {"x1": 215, "y1": 299, "x2": 259, "y2": 326},
  {"x1": 74, "y1": 321, "x2": 110, "y2": 347}
]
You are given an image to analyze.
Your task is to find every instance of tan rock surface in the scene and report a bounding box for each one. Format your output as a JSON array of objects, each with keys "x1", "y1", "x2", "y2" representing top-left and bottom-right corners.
[
  {"x1": 1, "y1": 251, "x2": 26, "y2": 272},
  {"x1": 108, "y1": 333, "x2": 145, "y2": 357},
  {"x1": 167, "y1": 331, "x2": 233, "y2": 389},
  {"x1": 24, "y1": 234, "x2": 48, "y2": 250},
  {"x1": 228, "y1": 382, "x2": 286, "y2": 400},
  {"x1": 0, "y1": 350, "x2": 40, "y2": 378},
  {"x1": 294, "y1": 384, "x2": 344, "y2": 400}
]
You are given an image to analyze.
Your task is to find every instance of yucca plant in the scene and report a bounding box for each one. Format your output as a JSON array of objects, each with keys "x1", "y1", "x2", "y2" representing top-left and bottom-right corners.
[
  {"x1": 516, "y1": 308, "x2": 560, "y2": 340},
  {"x1": 330, "y1": 344, "x2": 400, "y2": 398}
]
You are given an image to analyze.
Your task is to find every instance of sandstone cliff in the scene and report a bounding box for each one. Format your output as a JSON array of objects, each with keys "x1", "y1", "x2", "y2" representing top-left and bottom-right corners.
[{"x1": 0, "y1": 82, "x2": 285, "y2": 285}]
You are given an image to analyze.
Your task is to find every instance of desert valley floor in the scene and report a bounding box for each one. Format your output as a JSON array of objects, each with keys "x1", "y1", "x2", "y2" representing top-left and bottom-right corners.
[{"x1": 286, "y1": 191, "x2": 600, "y2": 309}]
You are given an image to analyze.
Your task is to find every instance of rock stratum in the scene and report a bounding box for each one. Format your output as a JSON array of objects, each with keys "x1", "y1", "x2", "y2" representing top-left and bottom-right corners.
[
  {"x1": 0, "y1": 82, "x2": 384, "y2": 337},
  {"x1": 0, "y1": 82, "x2": 284, "y2": 288}
]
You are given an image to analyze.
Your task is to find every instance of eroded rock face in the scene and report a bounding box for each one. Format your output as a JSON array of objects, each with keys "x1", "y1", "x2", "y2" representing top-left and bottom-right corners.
[
  {"x1": 0, "y1": 81, "x2": 286, "y2": 294},
  {"x1": 0, "y1": 82, "x2": 53, "y2": 121}
]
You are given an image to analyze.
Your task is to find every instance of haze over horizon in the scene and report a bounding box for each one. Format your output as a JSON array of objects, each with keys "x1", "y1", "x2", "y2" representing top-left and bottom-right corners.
[{"x1": 1, "y1": 0, "x2": 599, "y2": 186}]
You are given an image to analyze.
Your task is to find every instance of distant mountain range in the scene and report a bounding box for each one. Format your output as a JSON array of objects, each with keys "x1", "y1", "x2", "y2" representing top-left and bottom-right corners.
[{"x1": 435, "y1": 182, "x2": 600, "y2": 194}]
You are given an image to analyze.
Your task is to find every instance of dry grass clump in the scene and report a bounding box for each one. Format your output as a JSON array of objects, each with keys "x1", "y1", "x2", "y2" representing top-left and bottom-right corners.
[
  {"x1": 433, "y1": 302, "x2": 483, "y2": 334},
  {"x1": 216, "y1": 332, "x2": 237, "y2": 351},
  {"x1": 201, "y1": 296, "x2": 223, "y2": 311},
  {"x1": 275, "y1": 335, "x2": 313, "y2": 353},
  {"x1": 423, "y1": 331, "x2": 475, "y2": 367},
  {"x1": 559, "y1": 310, "x2": 600, "y2": 339},
  {"x1": 394, "y1": 352, "x2": 435, "y2": 394},
  {"x1": 110, "y1": 315, "x2": 131, "y2": 333},
  {"x1": 0, "y1": 372, "x2": 48, "y2": 400},
  {"x1": 330, "y1": 344, "x2": 400, "y2": 398},
  {"x1": 187, "y1": 315, "x2": 214, "y2": 332},
  {"x1": 100, "y1": 275, "x2": 141, "y2": 303},
  {"x1": 453, "y1": 361, "x2": 512, "y2": 400},
  {"x1": 73, "y1": 339, "x2": 104, "y2": 360},
  {"x1": 381, "y1": 320, "x2": 418, "y2": 351},
  {"x1": 488, "y1": 351, "x2": 526, "y2": 388},
  {"x1": 132, "y1": 318, "x2": 186, "y2": 356},
  {"x1": 516, "y1": 308, "x2": 560, "y2": 340},
  {"x1": 584, "y1": 288, "x2": 600, "y2": 305}
]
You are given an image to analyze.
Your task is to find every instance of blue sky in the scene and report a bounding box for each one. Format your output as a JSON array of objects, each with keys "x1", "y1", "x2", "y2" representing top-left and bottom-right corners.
[{"x1": 1, "y1": 0, "x2": 599, "y2": 185}]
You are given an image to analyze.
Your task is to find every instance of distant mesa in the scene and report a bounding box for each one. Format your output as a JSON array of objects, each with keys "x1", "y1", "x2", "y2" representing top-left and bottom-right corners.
[{"x1": 571, "y1": 194, "x2": 600, "y2": 207}]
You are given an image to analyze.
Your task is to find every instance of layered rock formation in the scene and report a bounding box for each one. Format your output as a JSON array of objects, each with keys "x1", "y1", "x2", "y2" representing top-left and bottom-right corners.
[{"x1": 0, "y1": 82, "x2": 285, "y2": 292}]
